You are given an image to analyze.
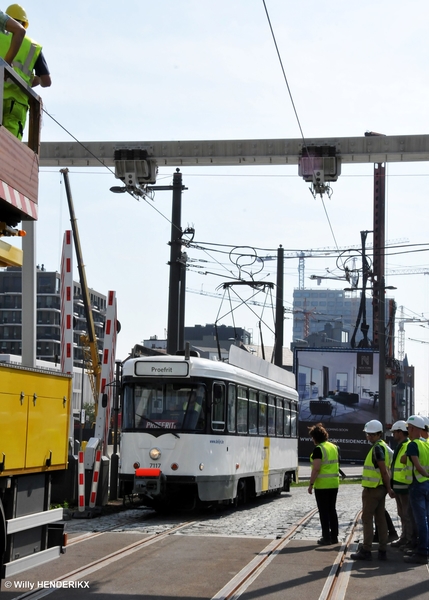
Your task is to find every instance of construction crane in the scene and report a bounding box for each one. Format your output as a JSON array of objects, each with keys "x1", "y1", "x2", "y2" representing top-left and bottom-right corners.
[
  {"x1": 398, "y1": 305, "x2": 429, "y2": 360},
  {"x1": 61, "y1": 168, "x2": 101, "y2": 404},
  {"x1": 258, "y1": 239, "x2": 409, "y2": 290},
  {"x1": 387, "y1": 267, "x2": 429, "y2": 276}
]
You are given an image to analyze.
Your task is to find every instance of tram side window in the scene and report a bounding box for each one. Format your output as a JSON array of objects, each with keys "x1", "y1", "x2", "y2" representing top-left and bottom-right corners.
[
  {"x1": 284, "y1": 400, "x2": 291, "y2": 437},
  {"x1": 275, "y1": 398, "x2": 283, "y2": 437},
  {"x1": 212, "y1": 383, "x2": 225, "y2": 432},
  {"x1": 237, "y1": 385, "x2": 248, "y2": 434},
  {"x1": 182, "y1": 385, "x2": 206, "y2": 431},
  {"x1": 227, "y1": 384, "x2": 236, "y2": 433},
  {"x1": 291, "y1": 402, "x2": 298, "y2": 437},
  {"x1": 267, "y1": 395, "x2": 275, "y2": 436},
  {"x1": 258, "y1": 392, "x2": 267, "y2": 435},
  {"x1": 249, "y1": 389, "x2": 258, "y2": 434}
]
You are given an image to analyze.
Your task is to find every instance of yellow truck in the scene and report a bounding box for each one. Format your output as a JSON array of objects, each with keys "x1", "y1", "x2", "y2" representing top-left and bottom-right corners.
[{"x1": 0, "y1": 363, "x2": 71, "y2": 577}]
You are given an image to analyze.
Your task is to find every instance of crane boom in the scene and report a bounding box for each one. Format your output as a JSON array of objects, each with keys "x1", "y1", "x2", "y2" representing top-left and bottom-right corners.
[{"x1": 60, "y1": 168, "x2": 101, "y2": 402}]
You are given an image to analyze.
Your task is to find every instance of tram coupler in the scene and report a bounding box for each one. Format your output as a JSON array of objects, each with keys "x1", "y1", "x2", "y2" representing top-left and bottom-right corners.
[{"x1": 133, "y1": 468, "x2": 166, "y2": 499}]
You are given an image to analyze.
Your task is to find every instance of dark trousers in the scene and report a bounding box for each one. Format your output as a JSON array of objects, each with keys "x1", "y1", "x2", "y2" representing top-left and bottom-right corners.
[{"x1": 315, "y1": 487, "x2": 339, "y2": 540}]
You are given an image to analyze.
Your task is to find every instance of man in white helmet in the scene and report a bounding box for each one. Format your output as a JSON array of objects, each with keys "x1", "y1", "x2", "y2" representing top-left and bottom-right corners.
[
  {"x1": 389, "y1": 421, "x2": 413, "y2": 549},
  {"x1": 350, "y1": 420, "x2": 395, "y2": 561},
  {"x1": 402, "y1": 415, "x2": 429, "y2": 564}
]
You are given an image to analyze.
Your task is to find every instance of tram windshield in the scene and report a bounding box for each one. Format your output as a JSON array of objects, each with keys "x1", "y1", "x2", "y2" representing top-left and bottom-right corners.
[{"x1": 123, "y1": 383, "x2": 206, "y2": 431}]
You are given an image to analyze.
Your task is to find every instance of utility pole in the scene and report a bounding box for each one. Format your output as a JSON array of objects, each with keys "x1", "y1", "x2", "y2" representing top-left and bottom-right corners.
[
  {"x1": 372, "y1": 162, "x2": 387, "y2": 425},
  {"x1": 167, "y1": 169, "x2": 186, "y2": 355},
  {"x1": 274, "y1": 245, "x2": 284, "y2": 367}
]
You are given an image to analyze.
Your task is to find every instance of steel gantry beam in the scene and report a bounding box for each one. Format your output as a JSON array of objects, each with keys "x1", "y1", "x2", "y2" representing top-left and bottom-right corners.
[{"x1": 39, "y1": 134, "x2": 429, "y2": 168}]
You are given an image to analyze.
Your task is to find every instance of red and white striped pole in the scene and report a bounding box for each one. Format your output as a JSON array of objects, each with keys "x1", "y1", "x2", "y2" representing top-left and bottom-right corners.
[
  {"x1": 77, "y1": 451, "x2": 85, "y2": 512},
  {"x1": 94, "y1": 291, "x2": 118, "y2": 455},
  {"x1": 88, "y1": 449, "x2": 102, "y2": 508}
]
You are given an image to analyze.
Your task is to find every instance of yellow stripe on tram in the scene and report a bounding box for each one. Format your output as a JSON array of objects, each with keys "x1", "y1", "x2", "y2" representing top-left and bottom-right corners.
[{"x1": 262, "y1": 436, "x2": 270, "y2": 491}]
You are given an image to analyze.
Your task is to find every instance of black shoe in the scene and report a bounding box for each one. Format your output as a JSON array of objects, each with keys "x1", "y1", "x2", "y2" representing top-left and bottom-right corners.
[
  {"x1": 350, "y1": 549, "x2": 372, "y2": 561},
  {"x1": 404, "y1": 553, "x2": 428, "y2": 565},
  {"x1": 331, "y1": 538, "x2": 339, "y2": 544},
  {"x1": 317, "y1": 537, "x2": 331, "y2": 546},
  {"x1": 388, "y1": 532, "x2": 399, "y2": 543},
  {"x1": 391, "y1": 538, "x2": 407, "y2": 548},
  {"x1": 378, "y1": 550, "x2": 387, "y2": 561}
]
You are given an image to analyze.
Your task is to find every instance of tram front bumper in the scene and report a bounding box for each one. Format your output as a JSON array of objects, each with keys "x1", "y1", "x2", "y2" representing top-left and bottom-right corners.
[{"x1": 133, "y1": 468, "x2": 166, "y2": 499}]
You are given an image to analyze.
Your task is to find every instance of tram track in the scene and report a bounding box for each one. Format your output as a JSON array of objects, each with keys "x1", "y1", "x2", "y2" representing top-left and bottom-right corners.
[
  {"x1": 4, "y1": 498, "x2": 367, "y2": 600},
  {"x1": 211, "y1": 507, "x2": 319, "y2": 600},
  {"x1": 10, "y1": 520, "x2": 197, "y2": 600},
  {"x1": 318, "y1": 511, "x2": 362, "y2": 600},
  {"x1": 210, "y1": 509, "x2": 363, "y2": 600},
  {"x1": 65, "y1": 510, "x2": 155, "y2": 546}
]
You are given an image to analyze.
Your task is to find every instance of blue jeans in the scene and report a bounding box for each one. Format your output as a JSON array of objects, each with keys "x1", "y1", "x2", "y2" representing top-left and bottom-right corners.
[{"x1": 409, "y1": 479, "x2": 429, "y2": 556}]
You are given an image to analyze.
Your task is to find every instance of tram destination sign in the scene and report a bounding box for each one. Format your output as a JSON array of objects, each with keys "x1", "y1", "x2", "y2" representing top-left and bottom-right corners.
[{"x1": 135, "y1": 361, "x2": 189, "y2": 377}]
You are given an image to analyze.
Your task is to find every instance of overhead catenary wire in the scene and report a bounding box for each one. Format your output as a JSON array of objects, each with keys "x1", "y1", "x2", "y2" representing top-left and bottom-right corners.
[
  {"x1": 41, "y1": 110, "x2": 429, "y2": 281},
  {"x1": 41, "y1": 78, "x2": 429, "y2": 340},
  {"x1": 262, "y1": 0, "x2": 346, "y2": 263},
  {"x1": 42, "y1": 107, "x2": 178, "y2": 230}
]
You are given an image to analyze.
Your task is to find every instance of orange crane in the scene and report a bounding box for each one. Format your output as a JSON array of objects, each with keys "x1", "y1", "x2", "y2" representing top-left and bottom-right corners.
[{"x1": 60, "y1": 168, "x2": 101, "y2": 404}]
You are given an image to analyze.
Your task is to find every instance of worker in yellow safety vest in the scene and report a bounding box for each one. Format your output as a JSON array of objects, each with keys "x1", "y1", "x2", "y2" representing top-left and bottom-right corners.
[
  {"x1": 308, "y1": 423, "x2": 340, "y2": 546},
  {"x1": 350, "y1": 419, "x2": 395, "y2": 562},
  {"x1": 0, "y1": 7, "x2": 24, "y2": 65},
  {"x1": 0, "y1": 4, "x2": 51, "y2": 139},
  {"x1": 389, "y1": 420, "x2": 413, "y2": 549},
  {"x1": 402, "y1": 415, "x2": 429, "y2": 565}
]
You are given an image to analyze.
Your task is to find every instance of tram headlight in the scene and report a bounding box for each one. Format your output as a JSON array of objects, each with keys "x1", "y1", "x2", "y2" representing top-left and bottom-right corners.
[
  {"x1": 133, "y1": 462, "x2": 140, "y2": 469},
  {"x1": 149, "y1": 448, "x2": 161, "y2": 460}
]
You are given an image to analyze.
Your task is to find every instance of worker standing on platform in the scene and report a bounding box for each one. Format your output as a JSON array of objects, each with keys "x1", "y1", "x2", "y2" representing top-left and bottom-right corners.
[
  {"x1": 0, "y1": 4, "x2": 51, "y2": 139},
  {"x1": 403, "y1": 415, "x2": 429, "y2": 565},
  {"x1": 0, "y1": 8, "x2": 24, "y2": 64},
  {"x1": 307, "y1": 423, "x2": 340, "y2": 546},
  {"x1": 390, "y1": 420, "x2": 413, "y2": 549},
  {"x1": 350, "y1": 420, "x2": 395, "y2": 561}
]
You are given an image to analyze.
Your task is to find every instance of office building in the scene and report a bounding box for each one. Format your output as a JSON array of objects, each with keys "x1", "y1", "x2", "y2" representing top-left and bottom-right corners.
[{"x1": 0, "y1": 266, "x2": 106, "y2": 365}]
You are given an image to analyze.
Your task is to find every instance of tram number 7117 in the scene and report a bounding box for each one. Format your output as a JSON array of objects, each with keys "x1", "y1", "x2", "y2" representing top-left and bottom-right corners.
[{"x1": 150, "y1": 463, "x2": 161, "y2": 468}]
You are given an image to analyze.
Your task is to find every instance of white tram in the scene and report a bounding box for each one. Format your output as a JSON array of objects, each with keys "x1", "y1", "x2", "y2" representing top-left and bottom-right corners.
[{"x1": 119, "y1": 346, "x2": 299, "y2": 509}]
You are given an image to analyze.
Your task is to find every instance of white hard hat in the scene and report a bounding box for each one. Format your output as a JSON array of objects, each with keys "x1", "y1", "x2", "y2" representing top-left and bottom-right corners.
[
  {"x1": 406, "y1": 415, "x2": 426, "y2": 430},
  {"x1": 422, "y1": 416, "x2": 429, "y2": 430},
  {"x1": 363, "y1": 419, "x2": 383, "y2": 434},
  {"x1": 391, "y1": 420, "x2": 408, "y2": 432}
]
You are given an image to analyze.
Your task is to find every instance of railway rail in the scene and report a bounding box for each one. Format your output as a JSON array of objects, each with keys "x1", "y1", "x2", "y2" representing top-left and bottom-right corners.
[
  {"x1": 2, "y1": 487, "x2": 428, "y2": 600},
  {"x1": 4, "y1": 506, "x2": 363, "y2": 600}
]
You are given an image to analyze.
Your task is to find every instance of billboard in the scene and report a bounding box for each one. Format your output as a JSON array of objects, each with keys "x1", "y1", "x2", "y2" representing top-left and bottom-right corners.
[{"x1": 295, "y1": 348, "x2": 380, "y2": 462}]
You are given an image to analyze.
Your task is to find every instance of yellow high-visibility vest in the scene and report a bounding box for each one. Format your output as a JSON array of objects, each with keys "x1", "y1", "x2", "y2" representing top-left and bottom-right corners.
[
  {"x1": 392, "y1": 440, "x2": 412, "y2": 490},
  {"x1": 362, "y1": 440, "x2": 391, "y2": 488},
  {"x1": 410, "y1": 439, "x2": 429, "y2": 483},
  {"x1": 311, "y1": 441, "x2": 339, "y2": 489},
  {"x1": 0, "y1": 32, "x2": 42, "y2": 106}
]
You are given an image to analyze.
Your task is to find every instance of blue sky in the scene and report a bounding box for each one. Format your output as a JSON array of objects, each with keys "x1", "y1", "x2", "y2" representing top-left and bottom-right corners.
[{"x1": 13, "y1": 1, "x2": 429, "y2": 413}]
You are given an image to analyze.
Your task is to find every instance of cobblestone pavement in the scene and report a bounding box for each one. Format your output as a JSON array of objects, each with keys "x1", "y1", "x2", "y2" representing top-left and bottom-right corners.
[{"x1": 64, "y1": 484, "x2": 401, "y2": 542}]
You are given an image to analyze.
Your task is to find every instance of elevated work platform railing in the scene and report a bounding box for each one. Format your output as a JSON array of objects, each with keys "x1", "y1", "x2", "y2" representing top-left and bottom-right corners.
[{"x1": 0, "y1": 59, "x2": 42, "y2": 267}]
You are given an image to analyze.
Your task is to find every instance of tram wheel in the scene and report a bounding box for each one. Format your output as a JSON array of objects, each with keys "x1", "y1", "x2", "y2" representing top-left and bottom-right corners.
[{"x1": 236, "y1": 479, "x2": 247, "y2": 506}]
